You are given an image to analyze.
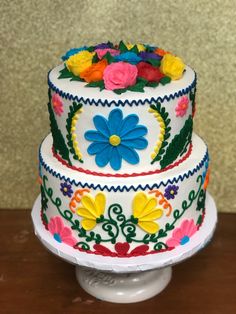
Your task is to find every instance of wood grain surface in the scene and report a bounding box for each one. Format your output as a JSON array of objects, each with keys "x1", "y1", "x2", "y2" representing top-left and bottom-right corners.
[{"x1": 0, "y1": 210, "x2": 235, "y2": 314}]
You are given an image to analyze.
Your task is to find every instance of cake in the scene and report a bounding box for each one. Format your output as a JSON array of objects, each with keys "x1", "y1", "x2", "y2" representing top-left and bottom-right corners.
[{"x1": 39, "y1": 41, "x2": 210, "y2": 258}]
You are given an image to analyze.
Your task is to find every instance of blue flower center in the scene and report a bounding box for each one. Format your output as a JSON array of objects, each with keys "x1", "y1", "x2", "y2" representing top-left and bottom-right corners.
[
  {"x1": 53, "y1": 233, "x2": 62, "y2": 243},
  {"x1": 180, "y1": 235, "x2": 190, "y2": 245},
  {"x1": 109, "y1": 135, "x2": 121, "y2": 146}
]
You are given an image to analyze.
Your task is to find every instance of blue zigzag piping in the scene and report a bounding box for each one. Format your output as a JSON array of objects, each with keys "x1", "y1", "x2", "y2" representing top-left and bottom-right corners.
[
  {"x1": 48, "y1": 70, "x2": 197, "y2": 107},
  {"x1": 39, "y1": 147, "x2": 209, "y2": 192}
]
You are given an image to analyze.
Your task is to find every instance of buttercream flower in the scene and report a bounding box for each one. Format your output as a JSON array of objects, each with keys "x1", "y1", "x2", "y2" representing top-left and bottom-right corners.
[
  {"x1": 77, "y1": 193, "x2": 106, "y2": 230},
  {"x1": 52, "y1": 93, "x2": 63, "y2": 116},
  {"x1": 160, "y1": 54, "x2": 185, "y2": 80},
  {"x1": 103, "y1": 62, "x2": 138, "y2": 90},
  {"x1": 166, "y1": 219, "x2": 198, "y2": 247},
  {"x1": 175, "y1": 96, "x2": 189, "y2": 117},
  {"x1": 114, "y1": 52, "x2": 142, "y2": 64},
  {"x1": 164, "y1": 185, "x2": 179, "y2": 200},
  {"x1": 132, "y1": 192, "x2": 163, "y2": 234},
  {"x1": 61, "y1": 46, "x2": 87, "y2": 61},
  {"x1": 84, "y1": 108, "x2": 148, "y2": 170},
  {"x1": 139, "y1": 52, "x2": 162, "y2": 61},
  {"x1": 95, "y1": 48, "x2": 120, "y2": 59},
  {"x1": 126, "y1": 43, "x2": 146, "y2": 52},
  {"x1": 137, "y1": 62, "x2": 165, "y2": 82},
  {"x1": 154, "y1": 48, "x2": 170, "y2": 57},
  {"x1": 60, "y1": 182, "x2": 73, "y2": 197},
  {"x1": 80, "y1": 59, "x2": 108, "y2": 83},
  {"x1": 48, "y1": 216, "x2": 77, "y2": 246},
  {"x1": 66, "y1": 50, "x2": 95, "y2": 76}
]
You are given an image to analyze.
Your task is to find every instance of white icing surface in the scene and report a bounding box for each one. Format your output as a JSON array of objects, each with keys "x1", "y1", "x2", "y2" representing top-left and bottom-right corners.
[
  {"x1": 49, "y1": 64, "x2": 196, "y2": 104},
  {"x1": 39, "y1": 133, "x2": 208, "y2": 253},
  {"x1": 40, "y1": 133, "x2": 207, "y2": 185}
]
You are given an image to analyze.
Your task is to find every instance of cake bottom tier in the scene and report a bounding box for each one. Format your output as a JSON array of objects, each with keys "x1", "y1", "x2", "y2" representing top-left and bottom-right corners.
[{"x1": 39, "y1": 133, "x2": 209, "y2": 258}]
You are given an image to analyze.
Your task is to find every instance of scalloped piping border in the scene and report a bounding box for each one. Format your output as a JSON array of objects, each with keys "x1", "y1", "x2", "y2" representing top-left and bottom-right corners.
[
  {"x1": 51, "y1": 143, "x2": 193, "y2": 178},
  {"x1": 48, "y1": 70, "x2": 197, "y2": 107},
  {"x1": 39, "y1": 148, "x2": 209, "y2": 192}
]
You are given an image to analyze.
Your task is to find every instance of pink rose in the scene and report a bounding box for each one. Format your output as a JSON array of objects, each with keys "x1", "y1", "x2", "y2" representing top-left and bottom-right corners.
[
  {"x1": 175, "y1": 96, "x2": 189, "y2": 117},
  {"x1": 103, "y1": 62, "x2": 138, "y2": 90},
  {"x1": 95, "y1": 48, "x2": 120, "y2": 60}
]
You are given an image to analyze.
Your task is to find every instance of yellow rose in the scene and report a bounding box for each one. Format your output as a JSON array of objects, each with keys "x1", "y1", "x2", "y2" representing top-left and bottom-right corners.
[
  {"x1": 160, "y1": 54, "x2": 185, "y2": 80},
  {"x1": 126, "y1": 42, "x2": 146, "y2": 52},
  {"x1": 66, "y1": 51, "x2": 95, "y2": 76}
]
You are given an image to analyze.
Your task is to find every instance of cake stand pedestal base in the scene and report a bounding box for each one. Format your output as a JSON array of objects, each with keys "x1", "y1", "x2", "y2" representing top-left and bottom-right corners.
[{"x1": 76, "y1": 266, "x2": 172, "y2": 303}]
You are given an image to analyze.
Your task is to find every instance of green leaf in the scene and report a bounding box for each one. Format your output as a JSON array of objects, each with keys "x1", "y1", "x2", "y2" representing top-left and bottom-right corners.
[
  {"x1": 146, "y1": 58, "x2": 161, "y2": 67},
  {"x1": 146, "y1": 81, "x2": 159, "y2": 88},
  {"x1": 160, "y1": 76, "x2": 171, "y2": 85},
  {"x1": 58, "y1": 65, "x2": 83, "y2": 81},
  {"x1": 58, "y1": 66, "x2": 73, "y2": 79},
  {"x1": 92, "y1": 53, "x2": 99, "y2": 63},
  {"x1": 160, "y1": 116, "x2": 193, "y2": 169},
  {"x1": 87, "y1": 46, "x2": 95, "y2": 52},
  {"x1": 118, "y1": 40, "x2": 128, "y2": 53},
  {"x1": 102, "y1": 52, "x2": 115, "y2": 64},
  {"x1": 129, "y1": 44, "x2": 139, "y2": 54},
  {"x1": 113, "y1": 88, "x2": 128, "y2": 94},
  {"x1": 86, "y1": 80, "x2": 104, "y2": 88},
  {"x1": 48, "y1": 90, "x2": 72, "y2": 165}
]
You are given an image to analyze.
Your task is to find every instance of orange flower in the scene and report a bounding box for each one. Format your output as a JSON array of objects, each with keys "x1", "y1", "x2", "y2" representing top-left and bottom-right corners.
[
  {"x1": 203, "y1": 168, "x2": 210, "y2": 190},
  {"x1": 154, "y1": 48, "x2": 170, "y2": 57},
  {"x1": 80, "y1": 59, "x2": 108, "y2": 83}
]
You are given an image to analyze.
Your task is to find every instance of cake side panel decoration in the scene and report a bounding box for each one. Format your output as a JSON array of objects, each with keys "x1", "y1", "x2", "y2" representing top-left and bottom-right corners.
[
  {"x1": 47, "y1": 73, "x2": 196, "y2": 175},
  {"x1": 39, "y1": 134, "x2": 209, "y2": 258}
]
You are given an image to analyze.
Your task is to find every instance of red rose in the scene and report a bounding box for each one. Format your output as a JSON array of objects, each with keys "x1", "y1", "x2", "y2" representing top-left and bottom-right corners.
[{"x1": 137, "y1": 62, "x2": 165, "y2": 82}]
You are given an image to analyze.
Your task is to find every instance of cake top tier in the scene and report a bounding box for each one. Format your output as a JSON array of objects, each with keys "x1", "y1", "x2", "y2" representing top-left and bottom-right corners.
[{"x1": 56, "y1": 41, "x2": 187, "y2": 95}]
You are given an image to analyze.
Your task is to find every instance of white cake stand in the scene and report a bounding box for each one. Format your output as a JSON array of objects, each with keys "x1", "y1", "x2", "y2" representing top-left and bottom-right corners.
[{"x1": 31, "y1": 193, "x2": 217, "y2": 303}]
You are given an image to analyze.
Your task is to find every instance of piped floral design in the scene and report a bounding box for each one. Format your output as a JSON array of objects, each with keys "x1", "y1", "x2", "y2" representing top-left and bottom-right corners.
[
  {"x1": 175, "y1": 96, "x2": 189, "y2": 117},
  {"x1": 48, "y1": 216, "x2": 77, "y2": 246},
  {"x1": 84, "y1": 109, "x2": 148, "y2": 170},
  {"x1": 60, "y1": 182, "x2": 73, "y2": 197},
  {"x1": 77, "y1": 192, "x2": 106, "y2": 230},
  {"x1": 58, "y1": 41, "x2": 185, "y2": 93},
  {"x1": 132, "y1": 192, "x2": 163, "y2": 234},
  {"x1": 166, "y1": 219, "x2": 198, "y2": 247},
  {"x1": 164, "y1": 185, "x2": 179, "y2": 200},
  {"x1": 52, "y1": 93, "x2": 63, "y2": 116}
]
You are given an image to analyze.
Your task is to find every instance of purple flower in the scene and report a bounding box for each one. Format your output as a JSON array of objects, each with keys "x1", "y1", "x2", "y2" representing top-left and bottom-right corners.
[
  {"x1": 164, "y1": 185, "x2": 179, "y2": 200},
  {"x1": 60, "y1": 182, "x2": 73, "y2": 197},
  {"x1": 139, "y1": 51, "x2": 162, "y2": 61},
  {"x1": 95, "y1": 42, "x2": 113, "y2": 49}
]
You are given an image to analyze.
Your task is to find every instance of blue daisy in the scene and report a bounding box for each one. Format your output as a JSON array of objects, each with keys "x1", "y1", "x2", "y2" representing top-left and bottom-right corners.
[{"x1": 84, "y1": 109, "x2": 148, "y2": 171}]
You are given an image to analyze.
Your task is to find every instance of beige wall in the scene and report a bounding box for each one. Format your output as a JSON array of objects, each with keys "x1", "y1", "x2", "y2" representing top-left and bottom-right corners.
[{"x1": 0, "y1": 0, "x2": 235, "y2": 211}]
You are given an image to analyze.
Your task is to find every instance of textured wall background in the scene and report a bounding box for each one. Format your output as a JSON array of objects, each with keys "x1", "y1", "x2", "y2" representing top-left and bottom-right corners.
[{"x1": 0, "y1": 0, "x2": 235, "y2": 211}]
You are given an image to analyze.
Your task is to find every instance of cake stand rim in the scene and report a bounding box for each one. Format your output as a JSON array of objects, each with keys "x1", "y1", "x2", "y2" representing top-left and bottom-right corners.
[{"x1": 31, "y1": 192, "x2": 217, "y2": 273}]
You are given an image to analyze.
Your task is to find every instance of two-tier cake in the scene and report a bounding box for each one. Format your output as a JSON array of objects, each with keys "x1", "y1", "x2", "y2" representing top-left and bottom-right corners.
[{"x1": 39, "y1": 42, "x2": 210, "y2": 258}]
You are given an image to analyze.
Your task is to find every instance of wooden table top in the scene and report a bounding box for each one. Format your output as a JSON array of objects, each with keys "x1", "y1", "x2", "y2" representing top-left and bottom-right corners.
[{"x1": 0, "y1": 210, "x2": 235, "y2": 314}]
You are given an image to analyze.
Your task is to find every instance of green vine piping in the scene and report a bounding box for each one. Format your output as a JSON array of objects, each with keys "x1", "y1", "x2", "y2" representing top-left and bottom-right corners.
[
  {"x1": 48, "y1": 89, "x2": 71, "y2": 165},
  {"x1": 149, "y1": 102, "x2": 171, "y2": 165},
  {"x1": 160, "y1": 115, "x2": 193, "y2": 169},
  {"x1": 41, "y1": 174, "x2": 204, "y2": 251},
  {"x1": 190, "y1": 87, "x2": 196, "y2": 116},
  {"x1": 66, "y1": 101, "x2": 83, "y2": 162}
]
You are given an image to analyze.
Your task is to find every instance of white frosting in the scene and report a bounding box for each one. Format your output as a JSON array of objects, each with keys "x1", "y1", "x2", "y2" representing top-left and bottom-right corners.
[
  {"x1": 49, "y1": 64, "x2": 195, "y2": 104},
  {"x1": 40, "y1": 133, "x2": 208, "y2": 253},
  {"x1": 48, "y1": 64, "x2": 196, "y2": 174}
]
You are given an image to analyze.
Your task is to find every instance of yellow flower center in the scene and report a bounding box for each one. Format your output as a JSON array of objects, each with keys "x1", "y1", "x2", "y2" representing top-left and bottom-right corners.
[
  {"x1": 64, "y1": 187, "x2": 68, "y2": 192},
  {"x1": 170, "y1": 190, "x2": 175, "y2": 195},
  {"x1": 109, "y1": 135, "x2": 121, "y2": 146}
]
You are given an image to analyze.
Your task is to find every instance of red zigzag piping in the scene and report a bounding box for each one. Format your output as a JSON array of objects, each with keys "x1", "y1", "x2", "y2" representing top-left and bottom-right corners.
[{"x1": 52, "y1": 143, "x2": 193, "y2": 178}]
